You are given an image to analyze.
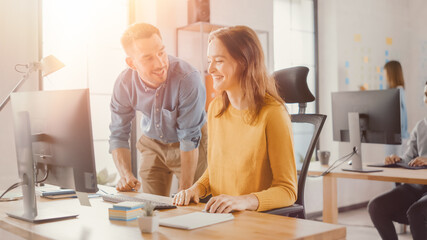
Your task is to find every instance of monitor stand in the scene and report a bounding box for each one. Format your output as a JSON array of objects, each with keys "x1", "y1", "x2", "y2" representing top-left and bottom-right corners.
[
  {"x1": 6, "y1": 112, "x2": 78, "y2": 223},
  {"x1": 6, "y1": 177, "x2": 79, "y2": 223},
  {"x1": 342, "y1": 112, "x2": 383, "y2": 173}
]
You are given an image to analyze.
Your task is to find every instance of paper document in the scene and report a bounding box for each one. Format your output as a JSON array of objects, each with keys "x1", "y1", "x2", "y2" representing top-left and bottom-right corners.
[{"x1": 159, "y1": 212, "x2": 234, "y2": 230}]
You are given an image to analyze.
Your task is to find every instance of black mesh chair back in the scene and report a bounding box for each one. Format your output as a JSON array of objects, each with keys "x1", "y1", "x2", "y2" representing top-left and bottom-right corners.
[{"x1": 263, "y1": 66, "x2": 326, "y2": 219}]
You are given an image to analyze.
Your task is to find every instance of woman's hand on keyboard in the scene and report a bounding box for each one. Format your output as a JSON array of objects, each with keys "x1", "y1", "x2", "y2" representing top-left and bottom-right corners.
[
  {"x1": 116, "y1": 174, "x2": 141, "y2": 192},
  {"x1": 173, "y1": 184, "x2": 203, "y2": 206}
]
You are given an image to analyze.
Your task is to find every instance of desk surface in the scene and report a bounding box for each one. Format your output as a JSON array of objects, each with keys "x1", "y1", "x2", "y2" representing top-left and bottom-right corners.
[
  {"x1": 308, "y1": 161, "x2": 427, "y2": 185},
  {"x1": 308, "y1": 161, "x2": 427, "y2": 223},
  {"x1": 0, "y1": 192, "x2": 346, "y2": 240}
]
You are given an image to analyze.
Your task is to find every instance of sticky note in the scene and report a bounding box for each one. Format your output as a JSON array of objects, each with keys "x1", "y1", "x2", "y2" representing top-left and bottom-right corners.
[
  {"x1": 386, "y1": 37, "x2": 392, "y2": 45},
  {"x1": 345, "y1": 61, "x2": 349, "y2": 68},
  {"x1": 354, "y1": 34, "x2": 361, "y2": 42},
  {"x1": 380, "y1": 75, "x2": 383, "y2": 81},
  {"x1": 379, "y1": 83, "x2": 383, "y2": 90},
  {"x1": 363, "y1": 83, "x2": 369, "y2": 90},
  {"x1": 376, "y1": 66, "x2": 380, "y2": 73},
  {"x1": 385, "y1": 50, "x2": 389, "y2": 56},
  {"x1": 345, "y1": 78, "x2": 349, "y2": 85},
  {"x1": 364, "y1": 56, "x2": 369, "y2": 63}
]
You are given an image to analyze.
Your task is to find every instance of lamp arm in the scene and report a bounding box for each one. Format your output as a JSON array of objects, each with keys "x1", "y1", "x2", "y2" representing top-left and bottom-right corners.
[{"x1": 0, "y1": 72, "x2": 31, "y2": 112}]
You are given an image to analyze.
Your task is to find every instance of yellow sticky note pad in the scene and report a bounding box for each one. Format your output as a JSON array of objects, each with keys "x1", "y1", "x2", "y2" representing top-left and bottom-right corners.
[
  {"x1": 376, "y1": 66, "x2": 380, "y2": 73},
  {"x1": 354, "y1": 34, "x2": 361, "y2": 42},
  {"x1": 364, "y1": 56, "x2": 369, "y2": 63},
  {"x1": 386, "y1": 37, "x2": 393, "y2": 45}
]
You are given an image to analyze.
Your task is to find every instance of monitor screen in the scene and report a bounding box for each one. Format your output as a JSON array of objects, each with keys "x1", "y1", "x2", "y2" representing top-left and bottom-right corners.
[
  {"x1": 331, "y1": 89, "x2": 401, "y2": 145},
  {"x1": 11, "y1": 89, "x2": 98, "y2": 193}
]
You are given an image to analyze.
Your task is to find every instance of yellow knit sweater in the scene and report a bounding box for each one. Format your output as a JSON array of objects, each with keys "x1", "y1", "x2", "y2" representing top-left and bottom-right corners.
[{"x1": 196, "y1": 96, "x2": 298, "y2": 211}]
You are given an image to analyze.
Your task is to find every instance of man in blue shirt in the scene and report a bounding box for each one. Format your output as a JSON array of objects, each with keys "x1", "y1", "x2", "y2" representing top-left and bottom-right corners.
[{"x1": 109, "y1": 23, "x2": 207, "y2": 196}]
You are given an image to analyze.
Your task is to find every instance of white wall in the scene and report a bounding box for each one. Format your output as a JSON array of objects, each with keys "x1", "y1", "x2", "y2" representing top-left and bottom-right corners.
[
  {"x1": 211, "y1": 0, "x2": 274, "y2": 72},
  {"x1": 407, "y1": 0, "x2": 427, "y2": 121},
  {"x1": 0, "y1": 0, "x2": 40, "y2": 189}
]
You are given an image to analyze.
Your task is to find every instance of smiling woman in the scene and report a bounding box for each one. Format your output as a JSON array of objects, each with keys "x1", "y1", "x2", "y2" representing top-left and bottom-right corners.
[{"x1": 173, "y1": 25, "x2": 298, "y2": 213}]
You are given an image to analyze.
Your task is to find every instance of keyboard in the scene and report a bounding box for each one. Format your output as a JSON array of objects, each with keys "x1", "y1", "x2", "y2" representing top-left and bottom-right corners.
[
  {"x1": 367, "y1": 162, "x2": 427, "y2": 170},
  {"x1": 101, "y1": 194, "x2": 177, "y2": 210}
]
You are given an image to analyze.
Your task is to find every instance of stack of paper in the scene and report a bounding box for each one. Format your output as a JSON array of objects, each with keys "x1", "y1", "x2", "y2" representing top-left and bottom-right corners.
[
  {"x1": 108, "y1": 201, "x2": 144, "y2": 221},
  {"x1": 36, "y1": 185, "x2": 76, "y2": 199}
]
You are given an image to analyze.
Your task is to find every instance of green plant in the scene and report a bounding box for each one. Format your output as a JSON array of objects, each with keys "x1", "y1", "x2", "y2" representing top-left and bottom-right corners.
[{"x1": 143, "y1": 202, "x2": 156, "y2": 217}]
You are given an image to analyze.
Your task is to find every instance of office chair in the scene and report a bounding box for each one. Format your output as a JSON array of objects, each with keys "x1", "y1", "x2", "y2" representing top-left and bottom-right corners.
[{"x1": 263, "y1": 66, "x2": 326, "y2": 219}]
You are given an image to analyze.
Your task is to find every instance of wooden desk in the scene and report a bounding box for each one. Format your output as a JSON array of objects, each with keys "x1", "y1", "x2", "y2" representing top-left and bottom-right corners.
[
  {"x1": 0, "y1": 192, "x2": 346, "y2": 240},
  {"x1": 308, "y1": 161, "x2": 427, "y2": 224}
]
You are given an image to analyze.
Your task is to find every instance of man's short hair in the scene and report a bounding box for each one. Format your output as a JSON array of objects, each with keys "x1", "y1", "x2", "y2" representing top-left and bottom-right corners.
[{"x1": 121, "y1": 23, "x2": 161, "y2": 54}]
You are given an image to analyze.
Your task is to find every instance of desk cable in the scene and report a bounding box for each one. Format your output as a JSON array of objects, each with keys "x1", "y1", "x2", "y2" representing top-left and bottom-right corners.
[
  {"x1": 0, "y1": 164, "x2": 49, "y2": 200},
  {"x1": 308, "y1": 147, "x2": 357, "y2": 178}
]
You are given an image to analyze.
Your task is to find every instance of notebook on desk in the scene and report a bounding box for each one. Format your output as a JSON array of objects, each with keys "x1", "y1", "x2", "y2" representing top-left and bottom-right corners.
[
  {"x1": 159, "y1": 212, "x2": 234, "y2": 230},
  {"x1": 367, "y1": 162, "x2": 427, "y2": 170}
]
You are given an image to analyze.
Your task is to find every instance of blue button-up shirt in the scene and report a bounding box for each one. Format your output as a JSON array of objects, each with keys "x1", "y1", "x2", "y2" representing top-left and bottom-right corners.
[{"x1": 109, "y1": 55, "x2": 206, "y2": 152}]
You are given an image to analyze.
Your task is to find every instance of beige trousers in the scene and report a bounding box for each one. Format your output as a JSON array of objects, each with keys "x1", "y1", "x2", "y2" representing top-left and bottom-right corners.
[{"x1": 136, "y1": 124, "x2": 207, "y2": 196}]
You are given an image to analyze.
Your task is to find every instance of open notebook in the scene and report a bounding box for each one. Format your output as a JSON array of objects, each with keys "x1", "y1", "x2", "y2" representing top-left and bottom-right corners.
[{"x1": 159, "y1": 212, "x2": 234, "y2": 230}]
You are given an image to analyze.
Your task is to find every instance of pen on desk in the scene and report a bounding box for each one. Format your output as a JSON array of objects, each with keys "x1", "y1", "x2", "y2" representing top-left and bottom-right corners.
[{"x1": 99, "y1": 189, "x2": 108, "y2": 194}]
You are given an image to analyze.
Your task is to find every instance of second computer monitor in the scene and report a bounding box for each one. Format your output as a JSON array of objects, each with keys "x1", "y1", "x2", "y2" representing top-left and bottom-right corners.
[
  {"x1": 331, "y1": 89, "x2": 401, "y2": 172},
  {"x1": 332, "y1": 88, "x2": 401, "y2": 145}
]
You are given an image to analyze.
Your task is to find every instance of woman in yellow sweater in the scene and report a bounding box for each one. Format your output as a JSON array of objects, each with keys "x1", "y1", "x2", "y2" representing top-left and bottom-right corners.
[{"x1": 173, "y1": 25, "x2": 297, "y2": 213}]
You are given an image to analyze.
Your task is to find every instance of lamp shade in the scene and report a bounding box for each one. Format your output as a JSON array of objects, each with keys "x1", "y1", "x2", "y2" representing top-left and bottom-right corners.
[{"x1": 40, "y1": 55, "x2": 65, "y2": 77}]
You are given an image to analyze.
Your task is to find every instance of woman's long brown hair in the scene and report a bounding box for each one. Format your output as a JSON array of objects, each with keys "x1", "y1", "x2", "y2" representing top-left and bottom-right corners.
[{"x1": 208, "y1": 26, "x2": 286, "y2": 124}]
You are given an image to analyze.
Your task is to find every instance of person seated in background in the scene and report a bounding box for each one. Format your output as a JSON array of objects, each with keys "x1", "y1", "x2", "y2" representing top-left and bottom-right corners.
[
  {"x1": 172, "y1": 25, "x2": 298, "y2": 213},
  {"x1": 368, "y1": 81, "x2": 427, "y2": 240}
]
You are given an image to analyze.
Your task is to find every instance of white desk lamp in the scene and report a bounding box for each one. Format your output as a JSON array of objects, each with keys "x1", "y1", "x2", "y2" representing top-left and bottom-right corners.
[{"x1": 0, "y1": 55, "x2": 65, "y2": 111}]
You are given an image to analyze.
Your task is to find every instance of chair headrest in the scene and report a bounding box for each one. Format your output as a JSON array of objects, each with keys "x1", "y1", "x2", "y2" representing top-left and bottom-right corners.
[{"x1": 273, "y1": 66, "x2": 315, "y2": 104}]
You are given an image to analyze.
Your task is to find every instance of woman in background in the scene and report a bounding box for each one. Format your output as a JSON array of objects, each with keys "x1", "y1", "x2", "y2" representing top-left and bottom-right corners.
[
  {"x1": 384, "y1": 60, "x2": 409, "y2": 157},
  {"x1": 173, "y1": 25, "x2": 297, "y2": 213}
]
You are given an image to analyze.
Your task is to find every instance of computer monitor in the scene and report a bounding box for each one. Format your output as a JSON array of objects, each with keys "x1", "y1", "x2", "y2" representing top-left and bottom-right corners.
[
  {"x1": 331, "y1": 89, "x2": 401, "y2": 172},
  {"x1": 8, "y1": 88, "x2": 98, "y2": 222}
]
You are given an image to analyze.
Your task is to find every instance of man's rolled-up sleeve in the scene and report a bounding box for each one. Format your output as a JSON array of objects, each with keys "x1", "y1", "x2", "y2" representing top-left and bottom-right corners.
[
  {"x1": 176, "y1": 71, "x2": 206, "y2": 152},
  {"x1": 109, "y1": 74, "x2": 135, "y2": 153}
]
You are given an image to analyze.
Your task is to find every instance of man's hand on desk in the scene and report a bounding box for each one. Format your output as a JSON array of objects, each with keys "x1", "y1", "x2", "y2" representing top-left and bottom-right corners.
[
  {"x1": 385, "y1": 154, "x2": 401, "y2": 165},
  {"x1": 116, "y1": 174, "x2": 141, "y2": 192},
  {"x1": 408, "y1": 157, "x2": 427, "y2": 167}
]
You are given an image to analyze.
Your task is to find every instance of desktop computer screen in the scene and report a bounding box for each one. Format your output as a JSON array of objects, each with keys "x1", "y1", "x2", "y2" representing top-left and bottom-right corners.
[
  {"x1": 332, "y1": 88, "x2": 401, "y2": 145},
  {"x1": 331, "y1": 89, "x2": 401, "y2": 172},
  {"x1": 9, "y1": 88, "x2": 98, "y2": 222}
]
